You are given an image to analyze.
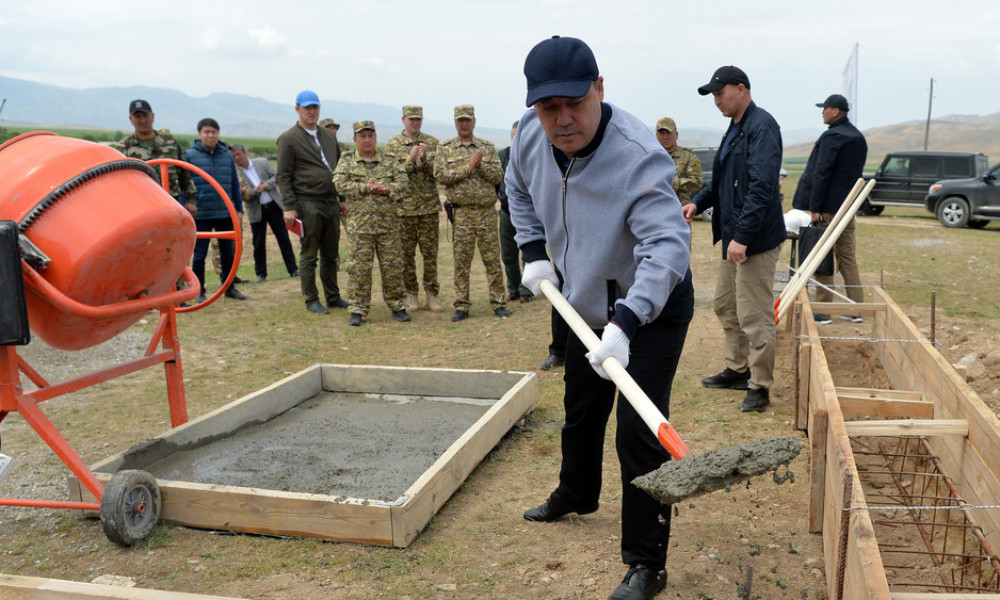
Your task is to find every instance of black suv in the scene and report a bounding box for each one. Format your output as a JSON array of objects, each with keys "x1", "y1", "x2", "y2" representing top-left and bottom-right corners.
[
  {"x1": 860, "y1": 151, "x2": 989, "y2": 215},
  {"x1": 924, "y1": 162, "x2": 1000, "y2": 228}
]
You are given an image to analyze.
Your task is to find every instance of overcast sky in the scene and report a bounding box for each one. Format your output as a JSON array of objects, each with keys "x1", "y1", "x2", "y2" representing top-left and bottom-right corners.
[{"x1": 3, "y1": 0, "x2": 998, "y2": 139}]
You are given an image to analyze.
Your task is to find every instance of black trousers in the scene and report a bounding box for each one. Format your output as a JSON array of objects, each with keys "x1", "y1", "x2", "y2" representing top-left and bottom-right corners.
[
  {"x1": 554, "y1": 284, "x2": 693, "y2": 569},
  {"x1": 193, "y1": 217, "x2": 235, "y2": 293},
  {"x1": 252, "y1": 201, "x2": 298, "y2": 277}
]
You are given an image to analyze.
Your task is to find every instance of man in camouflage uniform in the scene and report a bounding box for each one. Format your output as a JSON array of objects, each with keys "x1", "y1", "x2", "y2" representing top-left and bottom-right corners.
[
  {"x1": 385, "y1": 105, "x2": 443, "y2": 313},
  {"x1": 113, "y1": 99, "x2": 196, "y2": 212},
  {"x1": 333, "y1": 121, "x2": 410, "y2": 326},
  {"x1": 655, "y1": 117, "x2": 702, "y2": 205},
  {"x1": 433, "y1": 105, "x2": 509, "y2": 322}
]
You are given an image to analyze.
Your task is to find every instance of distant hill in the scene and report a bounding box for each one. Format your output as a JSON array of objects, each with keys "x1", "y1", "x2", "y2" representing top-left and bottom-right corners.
[
  {"x1": 784, "y1": 113, "x2": 1000, "y2": 161},
  {"x1": 0, "y1": 76, "x2": 511, "y2": 145}
]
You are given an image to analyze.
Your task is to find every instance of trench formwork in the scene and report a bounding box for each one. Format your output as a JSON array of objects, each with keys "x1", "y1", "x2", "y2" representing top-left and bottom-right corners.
[{"x1": 792, "y1": 286, "x2": 1000, "y2": 599}]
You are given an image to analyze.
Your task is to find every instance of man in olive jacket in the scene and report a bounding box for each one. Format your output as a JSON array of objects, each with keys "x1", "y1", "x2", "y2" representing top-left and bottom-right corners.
[{"x1": 277, "y1": 90, "x2": 348, "y2": 314}]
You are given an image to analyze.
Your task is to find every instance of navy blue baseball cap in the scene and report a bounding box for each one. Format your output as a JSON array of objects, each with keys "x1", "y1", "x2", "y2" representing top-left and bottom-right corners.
[
  {"x1": 523, "y1": 36, "x2": 599, "y2": 107},
  {"x1": 129, "y1": 99, "x2": 152, "y2": 114},
  {"x1": 296, "y1": 90, "x2": 320, "y2": 107},
  {"x1": 817, "y1": 94, "x2": 850, "y2": 111},
  {"x1": 697, "y1": 66, "x2": 750, "y2": 95}
]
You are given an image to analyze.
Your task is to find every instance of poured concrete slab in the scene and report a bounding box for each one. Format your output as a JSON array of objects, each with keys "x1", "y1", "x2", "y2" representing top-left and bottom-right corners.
[{"x1": 69, "y1": 364, "x2": 536, "y2": 547}]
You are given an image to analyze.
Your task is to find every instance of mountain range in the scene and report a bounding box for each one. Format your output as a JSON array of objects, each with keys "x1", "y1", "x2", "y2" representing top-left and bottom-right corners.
[{"x1": 3, "y1": 75, "x2": 999, "y2": 160}]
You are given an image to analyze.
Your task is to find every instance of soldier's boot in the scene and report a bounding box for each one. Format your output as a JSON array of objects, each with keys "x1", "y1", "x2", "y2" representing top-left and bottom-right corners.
[
  {"x1": 407, "y1": 293, "x2": 420, "y2": 311},
  {"x1": 426, "y1": 291, "x2": 443, "y2": 312}
]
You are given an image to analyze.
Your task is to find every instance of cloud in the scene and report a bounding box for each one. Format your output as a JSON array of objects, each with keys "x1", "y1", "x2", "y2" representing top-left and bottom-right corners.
[{"x1": 197, "y1": 26, "x2": 289, "y2": 58}]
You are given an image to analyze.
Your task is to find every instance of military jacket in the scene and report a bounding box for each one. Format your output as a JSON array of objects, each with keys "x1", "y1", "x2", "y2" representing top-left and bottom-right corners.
[
  {"x1": 433, "y1": 136, "x2": 502, "y2": 209},
  {"x1": 669, "y1": 145, "x2": 703, "y2": 205},
  {"x1": 385, "y1": 131, "x2": 441, "y2": 216},
  {"x1": 332, "y1": 149, "x2": 407, "y2": 235},
  {"x1": 113, "y1": 129, "x2": 196, "y2": 202}
]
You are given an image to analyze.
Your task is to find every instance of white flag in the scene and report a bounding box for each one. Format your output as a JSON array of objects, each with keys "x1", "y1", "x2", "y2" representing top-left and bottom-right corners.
[{"x1": 842, "y1": 43, "x2": 859, "y2": 128}]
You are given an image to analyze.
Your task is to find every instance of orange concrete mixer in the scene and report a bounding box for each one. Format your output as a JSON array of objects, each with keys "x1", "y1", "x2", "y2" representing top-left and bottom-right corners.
[
  {"x1": 0, "y1": 132, "x2": 240, "y2": 546},
  {"x1": 0, "y1": 131, "x2": 197, "y2": 350}
]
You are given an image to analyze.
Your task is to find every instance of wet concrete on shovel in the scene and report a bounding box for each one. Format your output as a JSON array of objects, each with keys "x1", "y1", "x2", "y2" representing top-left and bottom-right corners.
[{"x1": 633, "y1": 436, "x2": 803, "y2": 505}]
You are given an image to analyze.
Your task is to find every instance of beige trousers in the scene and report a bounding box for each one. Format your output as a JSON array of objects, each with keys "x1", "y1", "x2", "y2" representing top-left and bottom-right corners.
[{"x1": 713, "y1": 245, "x2": 780, "y2": 390}]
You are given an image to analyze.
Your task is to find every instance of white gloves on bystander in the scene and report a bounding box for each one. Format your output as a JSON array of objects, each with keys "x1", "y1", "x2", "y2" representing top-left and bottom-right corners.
[
  {"x1": 585, "y1": 323, "x2": 630, "y2": 380},
  {"x1": 521, "y1": 260, "x2": 559, "y2": 296}
]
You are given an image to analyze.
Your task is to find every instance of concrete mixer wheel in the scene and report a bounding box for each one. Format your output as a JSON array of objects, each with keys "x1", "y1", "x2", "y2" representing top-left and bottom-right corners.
[{"x1": 100, "y1": 469, "x2": 162, "y2": 547}]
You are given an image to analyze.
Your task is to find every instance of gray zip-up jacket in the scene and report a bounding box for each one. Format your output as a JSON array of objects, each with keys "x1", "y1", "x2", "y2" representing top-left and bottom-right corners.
[{"x1": 506, "y1": 103, "x2": 691, "y2": 335}]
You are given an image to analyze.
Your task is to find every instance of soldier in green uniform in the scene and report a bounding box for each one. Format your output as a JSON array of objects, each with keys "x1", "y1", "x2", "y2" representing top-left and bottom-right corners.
[
  {"x1": 655, "y1": 117, "x2": 702, "y2": 206},
  {"x1": 113, "y1": 99, "x2": 197, "y2": 212},
  {"x1": 333, "y1": 121, "x2": 411, "y2": 326},
  {"x1": 433, "y1": 105, "x2": 510, "y2": 322},
  {"x1": 385, "y1": 105, "x2": 443, "y2": 313}
]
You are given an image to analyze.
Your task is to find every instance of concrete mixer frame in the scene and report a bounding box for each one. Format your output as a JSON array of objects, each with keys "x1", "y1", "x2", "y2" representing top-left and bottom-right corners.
[{"x1": 0, "y1": 141, "x2": 244, "y2": 545}]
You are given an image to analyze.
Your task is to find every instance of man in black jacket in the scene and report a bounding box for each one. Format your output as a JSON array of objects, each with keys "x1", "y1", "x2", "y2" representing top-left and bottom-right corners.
[
  {"x1": 683, "y1": 66, "x2": 785, "y2": 413},
  {"x1": 792, "y1": 94, "x2": 868, "y2": 323}
]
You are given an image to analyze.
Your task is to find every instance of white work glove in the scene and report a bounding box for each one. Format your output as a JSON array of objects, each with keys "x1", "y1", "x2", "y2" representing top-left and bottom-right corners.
[
  {"x1": 521, "y1": 260, "x2": 559, "y2": 296},
  {"x1": 585, "y1": 323, "x2": 630, "y2": 380}
]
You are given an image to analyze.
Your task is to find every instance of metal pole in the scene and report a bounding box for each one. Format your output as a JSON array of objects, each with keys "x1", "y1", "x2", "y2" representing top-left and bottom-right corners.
[{"x1": 923, "y1": 78, "x2": 934, "y2": 150}]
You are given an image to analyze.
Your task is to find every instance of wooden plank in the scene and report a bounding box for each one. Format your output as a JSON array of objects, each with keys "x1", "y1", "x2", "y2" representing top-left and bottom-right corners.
[
  {"x1": 810, "y1": 301, "x2": 885, "y2": 318},
  {"x1": 391, "y1": 373, "x2": 537, "y2": 547},
  {"x1": 893, "y1": 594, "x2": 1000, "y2": 600},
  {"x1": 796, "y1": 305, "x2": 812, "y2": 431},
  {"x1": 844, "y1": 419, "x2": 968, "y2": 437},
  {"x1": 837, "y1": 388, "x2": 934, "y2": 418},
  {"x1": 0, "y1": 574, "x2": 242, "y2": 599},
  {"x1": 320, "y1": 364, "x2": 529, "y2": 399}
]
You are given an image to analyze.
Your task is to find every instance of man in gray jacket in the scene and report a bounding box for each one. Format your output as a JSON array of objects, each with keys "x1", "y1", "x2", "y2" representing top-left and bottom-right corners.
[
  {"x1": 231, "y1": 145, "x2": 298, "y2": 283},
  {"x1": 507, "y1": 36, "x2": 693, "y2": 600}
]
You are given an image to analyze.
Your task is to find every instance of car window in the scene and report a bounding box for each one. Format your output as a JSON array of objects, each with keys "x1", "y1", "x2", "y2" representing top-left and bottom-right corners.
[
  {"x1": 884, "y1": 157, "x2": 909, "y2": 176},
  {"x1": 943, "y1": 157, "x2": 974, "y2": 178},
  {"x1": 912, "y1": 157, "x2": 938, "y2": 177}
]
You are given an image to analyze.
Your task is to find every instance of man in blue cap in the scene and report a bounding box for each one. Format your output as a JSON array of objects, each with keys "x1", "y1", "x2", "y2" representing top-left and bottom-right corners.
[
  {"x1": 276, "y1": 90, "x2": 349, "y2": 314},
  {"x1": 507, "y1": 35, "x2": 694, "y2": 600}
]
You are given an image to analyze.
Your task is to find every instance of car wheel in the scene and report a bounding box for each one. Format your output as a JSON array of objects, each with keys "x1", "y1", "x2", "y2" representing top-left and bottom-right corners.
[
  {"x1": 968, "y1": 219, "x2": 989, "y2": 229},
  {"x1": 936, "y1": 196, "x2": 970, "y2": 228}
]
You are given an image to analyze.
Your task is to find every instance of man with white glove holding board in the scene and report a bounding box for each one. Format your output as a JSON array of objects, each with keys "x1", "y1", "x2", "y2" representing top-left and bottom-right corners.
[{"x1": 506, "y1": 35, "x2": 694, "y2": 600}]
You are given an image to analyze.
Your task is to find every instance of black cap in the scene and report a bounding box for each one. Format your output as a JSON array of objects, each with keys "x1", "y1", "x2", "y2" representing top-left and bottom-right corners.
[
  {"x1": 129, "y1": 99, "x2": 152, "y2": 115},
  {"x1": 523, "y1": 36, "x2": 599, "y2": 107},
  {"x1": 816, "y1": 94, "x2": 850, "y2": 112},
  {"x1": 697, "y1": 66, "x2": 750, "y2": 96}
]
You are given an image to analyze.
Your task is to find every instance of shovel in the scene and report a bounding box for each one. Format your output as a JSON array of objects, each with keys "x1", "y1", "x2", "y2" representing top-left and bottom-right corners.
[{"x1": 538, "y1": 279, "x2": 802, "y2": 504}]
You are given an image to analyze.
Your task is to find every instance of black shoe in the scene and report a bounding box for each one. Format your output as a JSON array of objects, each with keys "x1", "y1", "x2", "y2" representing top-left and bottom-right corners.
[
  {"x1": 328, "y1": 298, "x2": 350, "y2": 309},
  {"x1": 523, "y1": 493, "x2": 598, "y2": 522},
  {"x1": 195, "y1": 293, "x2": 208, "y2": 304},
  {"x1": 608, "y1": 564, "x2": 667, "y2": 600},
  {"x1": 348, "y1": 313, "x2": 363, "y2": 326},
  {"x1": 290, "y1": 269, "x2": 299, "y2": 277},
  {"x1": 391, "y1": 309, "x2": 411, "y2": 323},
  {"x1": 494, "y1": 306, "x2": 511, "y2": 318},
  {"x1": 306, "y1": 301, "x2": 330, "y2": 314},
  {"x1": 507, "y1": 292, "x2": 520, "y2": 302},
  {"x1": 178, "y1": 302, "x2": 190, "y2": 308},
  {"x1": 701, "y1": 368, "x2": 750, "y2": 390},
  {"x1": 814, "y1": 315, "x2": 833, "y2": 325},
  {"x1": 520, "y1": 293, "x2": 533, "y2": 303},
  {"x1": 232, "y1": 276, "x2": 248, "y2": 284},
  {"x1": 741, "y1": 387, "x2": 771, "y2": 413},
  {"x1": 539, "y1": 354, "x2": 565, "y2": 371},
  {"x1": 451, "y1": 310, "x2": 469, "y2": 322},
  {"x1": 224, "y1": 287, "x2": 247, "y2": 300},
  {"x1": 255, "y1": 275, "x2": 267, "y2": 283}
]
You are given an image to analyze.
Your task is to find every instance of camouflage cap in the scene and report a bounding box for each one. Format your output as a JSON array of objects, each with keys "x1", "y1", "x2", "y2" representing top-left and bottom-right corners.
[
  {"x1": 655, "y1": 117, "x2": 677, "y2": 132},
  {"x1": 353, "y1": 120, "x2": 375, "y2": 133},
  {"x1": 454, "y1": 104, "x2": 475, "y2": 120},
  {"x1": 319, "y1": 118, "x2": 340, "y2": 129},
  {"x1": 402, "y1": 105, "x2": 423, "y2": 119}
]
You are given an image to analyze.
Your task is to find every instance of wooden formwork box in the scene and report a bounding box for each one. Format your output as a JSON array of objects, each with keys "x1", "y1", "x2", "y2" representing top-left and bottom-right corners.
[
  {"x1": 68, "y1": 364, "x2": 537, "y2": 548},
  {"x1": 793, "y1": 289, "x2": 1000, "y2": 600}
]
